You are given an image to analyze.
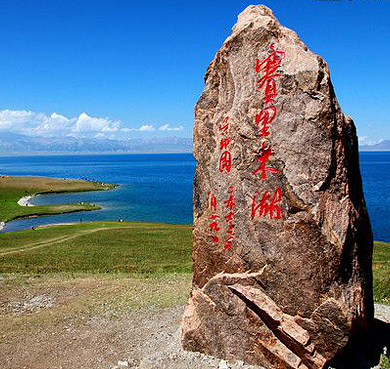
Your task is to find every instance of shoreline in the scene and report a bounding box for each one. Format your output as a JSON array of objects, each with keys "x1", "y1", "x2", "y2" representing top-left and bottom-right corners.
[
  {"x1": 0, "y1": 208, "x2": 103, "y2": 233},
  {"x1": 0, "y1": 175, "x2": 117, "y2": 232},
  {"x1": 17, "y1": 195, "x2": 36, "y2": 207}
]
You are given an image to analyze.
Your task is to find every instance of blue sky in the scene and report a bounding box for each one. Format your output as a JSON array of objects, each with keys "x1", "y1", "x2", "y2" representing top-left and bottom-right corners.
[{"x1": 0, "y1": 0, "x2": 389, "y2": 144}]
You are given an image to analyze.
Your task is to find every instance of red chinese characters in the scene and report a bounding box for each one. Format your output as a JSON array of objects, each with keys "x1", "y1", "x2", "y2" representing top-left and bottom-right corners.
[
  {"x1": 208, "y1": 189, "x2": 220, "y2": 244},
  {"x1": 219, "y1": 151, "x2": 232, "y2": 173},
  {"x1": 251, "y1": 44, "x2": 285, "y2": 220},
  {"x1": 219, "y1": 116, "x2": 232, "y2": 173},
  {"x1": 207, "y1": 187, "x2": 236, "y2": 249},
  {"x1": 250, "y1": 188, "x2": 282, "y2": 220},
  {"x1": 223, "y1": 186, "x2": 235, "y2": 249},
  {"x1": 252, "y1": 142, "x2": 280, "y2": 180},
  {"x1": 255, "y1": 105, "x2": 277, "y2": 138},
  {"x1": 206, "y1": 115, "x2": 236, "y2": 250},
  {"x1": 255, "y1": 45, "x2": 285, "y2": 104}
]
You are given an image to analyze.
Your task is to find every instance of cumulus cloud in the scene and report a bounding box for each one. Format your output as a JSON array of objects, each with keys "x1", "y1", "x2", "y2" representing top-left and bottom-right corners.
[
  {"x1": 34, "y1": 113, "x2": 73, "y2": 136},
  {"x1": 0, "y1": 110, "x2": 179, "y2": 139},
  {"x1": 0, "y1": 109, "x2": 123, "y2": 139},
  {"x1": 139, "y1": 125, "x2": 155, "y2": 132},
  {"x1": 0, "y1": 110, "x2": 45, "y2": 132},
  {"x1": 71, "y1": 112, "x2": 121, "y2": 134},
  {"x1": 159, "y1": 124, "x2": 184, "y2": 132}
]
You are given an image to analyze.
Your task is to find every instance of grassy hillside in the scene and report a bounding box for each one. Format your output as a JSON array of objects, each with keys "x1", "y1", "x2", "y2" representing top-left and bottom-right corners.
[
  {"x1": 0, "y1": 175, "x2": 116, "y2": 223},
  {"x1": 0, "y1": 221, "x2": 389, "y2": 305},
  {"x1": 0, "y1": 222, "x2": 192, "y2": 276}
]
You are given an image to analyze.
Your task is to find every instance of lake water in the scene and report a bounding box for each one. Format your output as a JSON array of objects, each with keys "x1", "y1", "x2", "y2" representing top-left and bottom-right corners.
[
  {"x1": 0, "y1": 154, "x2": 195, "y2": 230},
  {"x1": 0, "y1": 152, "x2": 389, "y2": 242}
]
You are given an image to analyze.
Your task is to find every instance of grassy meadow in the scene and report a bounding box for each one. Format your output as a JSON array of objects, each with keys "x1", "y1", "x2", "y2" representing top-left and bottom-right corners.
[
  {"x1": 373, "y1": 241, "x2": 390, "y2": 305},
  {"x1": 0, "y1": 174, "x2": 116, "y2": 223},
  {"x1": 0, "y1": 222, "x2": 192, "y2": 276},
  {"x1": 0, "y1": 220, "x2": 389, "y2": 304}
]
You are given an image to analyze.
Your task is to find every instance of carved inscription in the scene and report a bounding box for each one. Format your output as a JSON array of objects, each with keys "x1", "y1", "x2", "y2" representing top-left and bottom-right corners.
[{"x1": 250, "y1": 44, "x2": 285, "y2": 221}]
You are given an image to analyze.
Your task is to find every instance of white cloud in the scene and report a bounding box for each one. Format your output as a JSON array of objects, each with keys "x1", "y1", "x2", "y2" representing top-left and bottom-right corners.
[
  {"x1": 0, "y1": 110, "x2": 44, "y2": 132},
  {"x1": 139, "y1": 125, "x2": 155, "y2": 132},
  {"x1": 0, "y1": 109, "x2": 122, "y2": 138},
  {"x1": 159, "y1": 124, "x2": 184, "y2": 132},
  {"x1": 34, "y1": 113, "x2": 73, "y2": 136},
  {"x1": 0, "y1": 109, "x2": 186, "y2": 139},
  {"x1": 72, "y1": 112, "x2": 121, "y2": 134}
]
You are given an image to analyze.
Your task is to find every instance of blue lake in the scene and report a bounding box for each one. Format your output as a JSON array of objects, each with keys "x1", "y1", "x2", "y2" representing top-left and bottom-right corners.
[
  {"x1": 0, "y1": 152, "x2": 389, "y2": 242},
  {"x1": 0, "y1": 154, "x2": 195, "y2": 230}
]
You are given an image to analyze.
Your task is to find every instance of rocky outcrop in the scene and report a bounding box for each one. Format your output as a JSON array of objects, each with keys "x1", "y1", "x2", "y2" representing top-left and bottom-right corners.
[{"x1": 182, "y1": 5, "x2": 374, "y2": 368}]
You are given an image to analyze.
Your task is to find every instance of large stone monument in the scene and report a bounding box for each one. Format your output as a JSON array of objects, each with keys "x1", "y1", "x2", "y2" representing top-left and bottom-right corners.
[{"x1": 181, "y1": 5, "x2": 374, "y2": 369}]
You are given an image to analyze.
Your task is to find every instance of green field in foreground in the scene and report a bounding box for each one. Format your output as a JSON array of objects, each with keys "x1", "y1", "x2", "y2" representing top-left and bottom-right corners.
[
  {"x1": 0, "y1": 222, "x2": 389, "y2": 304},
  {"x1": 0, "y1": 222, "x2": 192, "y2": 276},
  {"x1": 373, "y1": 241, "x2": 390, "y2": 305},
  {"x1": 0, "y1": 175, "x2": 116, "y2": 223}
]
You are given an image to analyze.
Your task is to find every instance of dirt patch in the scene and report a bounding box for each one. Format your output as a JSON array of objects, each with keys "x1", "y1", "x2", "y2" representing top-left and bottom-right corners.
[
  {"x1": 1, "y1": 274, "x2": 388, "y2": 369},
  {"x1": 0, "y1": 274, "x2": 263, "y2": 369},
  {"x1": 11, "y1": 294, "x2": 54, "y2": 315}
]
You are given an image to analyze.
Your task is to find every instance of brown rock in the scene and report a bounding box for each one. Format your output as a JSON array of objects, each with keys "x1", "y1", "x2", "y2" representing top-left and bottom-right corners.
[{"x1": 182, "y1": 5, "x2": 374, "y2": 369}]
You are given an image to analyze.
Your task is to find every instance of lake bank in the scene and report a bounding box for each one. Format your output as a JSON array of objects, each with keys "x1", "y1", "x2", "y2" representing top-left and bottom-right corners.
[
  {"x1": 0, "y1": 154, "x2": 195, "y2": 233},
  {"x1": 0, "y1": 175, "x2": 117, "y2": 229},
  {"x1": 0, "y1": 153, "x2": 388, "y2": 240}
]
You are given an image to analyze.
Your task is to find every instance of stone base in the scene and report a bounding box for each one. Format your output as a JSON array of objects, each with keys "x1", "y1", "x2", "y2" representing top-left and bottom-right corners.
[{"x1": 182, "y1": 272, "x2": 355, "y2": 369}]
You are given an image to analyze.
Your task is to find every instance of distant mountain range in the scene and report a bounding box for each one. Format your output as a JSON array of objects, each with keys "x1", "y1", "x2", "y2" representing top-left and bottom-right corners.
[
  {"x1": 0, "y1": 132, "x2": 193, "y2": 154},
  {"x1": 0, "y1": 132, "x2": 388, "y2": 154},
  {"x1": 359, "y1": 140, "x2": 390, "y2": 152}
]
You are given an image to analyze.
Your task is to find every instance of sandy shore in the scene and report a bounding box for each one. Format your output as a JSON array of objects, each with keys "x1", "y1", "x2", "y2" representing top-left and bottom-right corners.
[{"x1": 17, "y1": 195, "x2": 35, "y2": 207}]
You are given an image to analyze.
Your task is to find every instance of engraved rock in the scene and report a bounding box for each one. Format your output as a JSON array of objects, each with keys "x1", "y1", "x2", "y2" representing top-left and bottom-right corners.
[{"x1": 182, "y1": 5, "x2": 374, "y2": 368}]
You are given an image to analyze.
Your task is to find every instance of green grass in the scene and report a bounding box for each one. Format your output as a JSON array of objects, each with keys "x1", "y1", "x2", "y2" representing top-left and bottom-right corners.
[
  {"x1": 0, "y1": 222, "x2": 192, "y2": 276},
  {"x1": 0, "y1": 175, "x2": 190, "y2": 278},
  {"x1": 0, "y1": 174, "x2": 116, "y2": 223},
  {"x1": 373, "y1": 241, "x2": 390, "y2": 305},
  {"x1": 0, "y1": 215, "x2": 389, "y2": 304},
  {"x1": 380, "y1": 354, "x2": 390, "y2": 369}
]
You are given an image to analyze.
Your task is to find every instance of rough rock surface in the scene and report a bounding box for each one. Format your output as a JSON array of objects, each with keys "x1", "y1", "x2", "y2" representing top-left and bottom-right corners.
[{"x1": 182, "y1": 5, "x2": 374, "y2": 369}]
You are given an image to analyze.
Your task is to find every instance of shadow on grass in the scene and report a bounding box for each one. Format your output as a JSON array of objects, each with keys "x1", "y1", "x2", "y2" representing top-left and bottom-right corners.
[{"x1": 326, "y1": 318, "x2": 390, "y2": 369}]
